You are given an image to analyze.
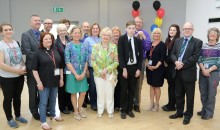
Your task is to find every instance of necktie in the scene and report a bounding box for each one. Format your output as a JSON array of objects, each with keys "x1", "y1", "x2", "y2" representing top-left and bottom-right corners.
[
  {"x1": 35, "y1": 31, "x2": 40, "y2": 41},
  {"x1": 178, "y1": 38, "x2": 188, "y2": 58},
  {"x1": 129, "y1": 38, "x2": 134, "y2": 63}
]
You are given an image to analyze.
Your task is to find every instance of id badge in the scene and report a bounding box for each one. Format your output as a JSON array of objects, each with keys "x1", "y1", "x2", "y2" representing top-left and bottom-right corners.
[
  {"x1": 66, "y1": 71, "x2": 71, "y2": 74},
  {"x1": 148, "y1": 60, "x2": 153, "y2": 66},
  {"x1": 204, "y1": 63, "x2": 209, "y2": 69},
  {"x1": 54, "y1": 68, "x2": 60, "y2": 76}
]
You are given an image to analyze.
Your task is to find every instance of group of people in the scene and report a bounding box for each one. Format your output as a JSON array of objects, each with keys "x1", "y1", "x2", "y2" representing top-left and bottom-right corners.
[{"x1": 0, "y1": 14, "x2": 219, "y2": 130}]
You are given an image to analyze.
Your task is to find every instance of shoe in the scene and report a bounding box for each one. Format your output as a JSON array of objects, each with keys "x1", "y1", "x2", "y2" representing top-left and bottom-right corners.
[
  {"x1": 33, "y1": 114, "x2": 40, "y2": 120},
  {"x1": 121, "y1": 112, "x2": 126, "y2": 119},
  {"x1": 201, "y1": 115, "x2": 213, "y2": 120},
  {"x1": 74, "y1": 113, "x2": 81, "y2": 121},
  {"x1": 79, "y1": 110, "x2": 87, "y2": 118},
  {"x1": 7, "y1": 119, "x2": 18, "y2": 128},
  {"x1": 162, "y1": 106, "x2": 176, "y2": 112},
  {"x1": 127, "y1": 111, "x2": 135, "y2": 118},
  {"x1": 197, "y1": 111, "x2": 205, "y2": 116},
  {"x1": 146, "y1": 104, "x2": 154, "y2": 111},
  {"x1": 134, "y1": 105, "x2": 140, "y2": 113},
  {"x1": 108, "y1": 114, "x2": 114, "y2": 119},
  {"x1": 152, "y1": 104, "x2": 159, "y2": 112},
  {"x1": 41, "y1": 122, "x2": 52, "y2": 130},
  {"x1": 16, "y1": 116, "x2": 28, "y2": 123},
  {"x1": 46, "y1": 111, "x2": 50, "y2": 117},
  {"x1": 97, "y1": 113, "x2": 102, "y2": 118},
  {"x1": 114, "y1": 107, "x2": 120, "y2": 113},
  {"x1": 91, "y1": 106, "x2": 97, "y2": 111},
  {"x1": 50, "y1": 116, "x2": 63, "y2": 122},
  {"x1": 82, "y1": 102, "x2": 87, "y2": 108},
  {"x1": 183, "y1": 118, "x2": 190, "y2": 125},
  {"x1": 169, "y1": 113, "x2": 183, "y2": 119},
  {"x1": 61, "y1": 109, "x2": 70, "y2": 114},
  {"x1": 162, "y1": 104, "x2": 169, "y2": 109}
]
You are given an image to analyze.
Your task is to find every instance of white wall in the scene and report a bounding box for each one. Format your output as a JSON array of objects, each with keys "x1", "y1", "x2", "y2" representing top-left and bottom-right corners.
[
  {"x1": 186, "y1": 0, "x2": 220, "y2": 43},
  {"x1": 0, "y1": 0, "x2": 186, "y2": 42}
]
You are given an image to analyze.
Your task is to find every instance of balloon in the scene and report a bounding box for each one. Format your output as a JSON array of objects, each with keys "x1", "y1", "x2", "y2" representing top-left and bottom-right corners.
[
  {"x1": 151, "y1": 24, "x2": 158, "y2": 32},
  {"x1": 153, "y1": 1, "x2": 161, "y2": 11},
  {"x1": 132, "y1": 1, "x2": 140, "y2": 11},
  {"x1": 154, "y1": 17, "x2": 163, "y2": 27},
  {"x1": 157, "y1": 8, "x2": 165, "y2": 18},
  {"x1": 132, "y1": 10, "x2": 140, "y2": 17}
]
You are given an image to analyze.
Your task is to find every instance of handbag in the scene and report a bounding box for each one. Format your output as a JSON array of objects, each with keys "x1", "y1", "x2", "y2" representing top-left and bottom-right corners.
[{"x1": 109, "y1": 73, "x2": 118, "y2": 87}]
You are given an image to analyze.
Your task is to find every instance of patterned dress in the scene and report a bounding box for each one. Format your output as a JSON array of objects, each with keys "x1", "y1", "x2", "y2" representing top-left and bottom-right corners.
[{"x1": 65, "y1": 42, "x2": 89, "y2": 94}]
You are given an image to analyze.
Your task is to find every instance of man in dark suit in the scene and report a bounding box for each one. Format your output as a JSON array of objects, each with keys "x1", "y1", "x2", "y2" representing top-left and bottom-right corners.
[
  {"x1": 21, "y1": 15, "x2": 41, "y2": 120},
  {"x1": 118, "y1": 21, "x2": 142, "y2": 119},
  {"x1": 169, "y1": 22, "x2": 202, "y2": 125}
]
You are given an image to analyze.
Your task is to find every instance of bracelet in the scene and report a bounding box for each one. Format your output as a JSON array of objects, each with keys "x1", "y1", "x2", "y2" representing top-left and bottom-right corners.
[{"x1": 37, "y1": 82, "x2": 42, "y2": 87}]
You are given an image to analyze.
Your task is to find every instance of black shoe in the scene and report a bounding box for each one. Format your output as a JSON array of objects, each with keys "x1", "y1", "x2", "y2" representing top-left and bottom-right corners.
[
  {"x1": 61, "y1": 110, "x2": 70, "y2": 114},
  {"x1": 197, "y1": 111, "x2": 204, "y2": 116},
  {"x1": 91, "y1": 106, "x2": 97, "y2": 111},
  {"x1": 46, "y1": 111, "x2": 50, "y2": 117},
  {"x1": 115, "y1": 107, "x2": 120, "y2": 113},
  {"x1": 169, "y1": 113, "x2": 183, "y2": 119},
  {"x1": 82, "y1": 102, "x2": 87, "y2": 108},
  {"x1": 127, "y1": 111, "x2": 135, "y2": 118},
  {"x1": 33, "y1": 114, "x2": 40, "y2": 120},
  {"x1": 134, "y1": 105, "x2": 140, "y2": 113},
  {"x1": 121, "y1": 112, "x2": 126, "y2": 119},
  {"x1": 183, "y1": 118, "x2": 190, "y2": 125},
  {"x1": 161, "y1": 104, "x2": 169, "y2": 109},
  {"x1": 163, "y1": 106, "x2": 176, "y2": 112},
  {"x1": 201, "y1": 115, "x2": 213, "y2": 120}
]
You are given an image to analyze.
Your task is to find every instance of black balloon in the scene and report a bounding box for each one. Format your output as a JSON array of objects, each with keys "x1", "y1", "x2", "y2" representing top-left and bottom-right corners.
[
  {"x1": 153, "y1": 1, "x2": 161, "y2": 11},
  {"x1": 132, "y1": 1, "x2": 140, "y2": 11}
]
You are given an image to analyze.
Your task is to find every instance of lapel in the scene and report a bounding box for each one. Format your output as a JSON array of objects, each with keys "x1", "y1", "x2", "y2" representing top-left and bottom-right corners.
[
  {"x1": 28, "y1": 29, "x2": 39, "y2": 46},
  {"x1": 124, "y1": 35, "x2": 129, "y2": 55},
  {"x1": 177, "y1": 38, "x2": 184, "y2": 56},
  {"x1": 134, "y1": 37, "x2": 138, "y2": 55}
]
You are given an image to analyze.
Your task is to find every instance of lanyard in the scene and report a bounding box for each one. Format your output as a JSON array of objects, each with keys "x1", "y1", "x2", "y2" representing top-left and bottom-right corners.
[
  {"x1": 149, "y1": 45, "x2": 157, "y2": 58},
  {"x1": 5, "y1": 41, "x2": 18, "y2": 60},
  {"x1": 45, "y1": 50, "x2": 56, "y2": 68}
]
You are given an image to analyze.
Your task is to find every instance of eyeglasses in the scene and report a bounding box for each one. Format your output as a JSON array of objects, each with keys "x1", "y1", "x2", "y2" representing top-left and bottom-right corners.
[
  {"x1": 183, "y1": 28, "x2": 193, "y2": 31},
  {"x1": 44, "y1": 23, "x2": 53, "y2": 25}
]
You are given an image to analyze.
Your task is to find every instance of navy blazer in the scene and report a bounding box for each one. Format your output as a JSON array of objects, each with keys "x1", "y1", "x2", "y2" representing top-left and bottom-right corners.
[
  {"x1": 118, "y1": 34, "x2": 143, "y2": 70},
  {"x1": 170, "y1": 36, "x2": 202, "y2": 82}
]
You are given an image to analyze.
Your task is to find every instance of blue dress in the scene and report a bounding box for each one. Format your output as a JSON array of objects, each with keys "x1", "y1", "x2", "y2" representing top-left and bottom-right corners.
[{"x1": 64, "y1": 42, "x2": 89, "y2": 94}]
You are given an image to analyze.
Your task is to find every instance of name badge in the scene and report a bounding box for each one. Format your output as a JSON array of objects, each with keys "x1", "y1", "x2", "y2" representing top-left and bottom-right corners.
[
  {"x1": 66, "y1": 71, "x2": 71, "y2": 74},
  {"x1": 204, "y1": 63, "x2": 209, "y2": 69},
  {"x1": 148, "y1": 60, "x2": 153, "y2": 66},
  {"x1": 54, "y1": 68, "x2": 60, "y2": 76}
]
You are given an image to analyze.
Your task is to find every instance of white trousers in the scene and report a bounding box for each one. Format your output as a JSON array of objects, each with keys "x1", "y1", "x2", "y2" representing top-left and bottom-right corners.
[{"x1": 94, "y1": 75, "x2": 115, "y2": 115}]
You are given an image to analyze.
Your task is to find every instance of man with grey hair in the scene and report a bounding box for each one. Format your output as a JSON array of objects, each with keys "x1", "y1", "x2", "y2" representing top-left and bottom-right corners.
[
  {"x1": 80, "y1": 21, "x2": 90, "y2": 43},
  {"x1": 169, "y1": 22, "x2": 202, "y2": 125},
  {"x1": 41, "y1": 19, "x2": 53, "y2": 33},
  {"x1": 21, "y1": 15, "x2": 41, "y2": 120}
]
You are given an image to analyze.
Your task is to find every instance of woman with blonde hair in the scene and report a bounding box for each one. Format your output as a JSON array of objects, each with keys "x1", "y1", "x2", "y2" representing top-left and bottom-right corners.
[
  {"x1": 91, "y1": 27, "x2": 119, "y2": 118},
  {"x1": 146, "y1": 28, "x2": 166, "y2": 112}
]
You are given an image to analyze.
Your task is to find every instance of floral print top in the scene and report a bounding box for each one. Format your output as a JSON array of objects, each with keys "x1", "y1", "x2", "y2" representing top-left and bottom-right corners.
[
  {"x1": 91, "y1": 42, "x2": 119, "y2": 77},
  {"x1": 65, "y1": 42, "x2": 89, "y2": 74}
]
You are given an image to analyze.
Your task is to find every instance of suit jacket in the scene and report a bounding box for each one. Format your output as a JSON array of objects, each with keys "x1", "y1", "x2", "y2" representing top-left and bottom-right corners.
[
  {"x1": 118, "y1": 34, "x2": 143, "y2": 70},
  {"x1": 170, "y1": 36, "x2": 202, "y2": 82},
  {"x1": 21, "y1": 29, "x2": 40, "y2": 70}
]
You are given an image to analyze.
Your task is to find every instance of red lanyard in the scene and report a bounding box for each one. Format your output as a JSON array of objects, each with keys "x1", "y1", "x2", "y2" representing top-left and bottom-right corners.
[
  {"x1": 45, "y1": 50, "x2": 56, "y2": 68},
  {"x1": 5, "y1": 41, "x2": 18, "y2": 60}
]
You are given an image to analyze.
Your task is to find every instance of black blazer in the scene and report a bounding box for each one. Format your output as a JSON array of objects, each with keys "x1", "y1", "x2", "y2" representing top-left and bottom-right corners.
[
  {"x1": 118, "y1": 34, "x2": 143, "y2": 70},
  {"x1": 170, "y1": 36, "x2": 202, "y2": 82}
]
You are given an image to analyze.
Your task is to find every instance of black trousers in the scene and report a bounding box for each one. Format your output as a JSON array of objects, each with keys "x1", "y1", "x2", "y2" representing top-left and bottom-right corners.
[
  {"x1": 1, "y1": 76, "x2": 24, "y2": 121},
  {"x1": 167, "y1": 78, "x2": 176, "y2": 108},
  {"x1": 58, "y1": 74, "x2": 73, "y2": 111},
  {"x1": 120, "y1": 65, "x2": 138, "y2": 113},
  {"x1": 114, "y1": 73, "x2": 121, "y2": 109},
  {"x1": 175, "y1": 71, "x2": 195, "y2": 119},
  {"x1": 27, "y1": 69, "x2": 39, "y2": 115}
]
